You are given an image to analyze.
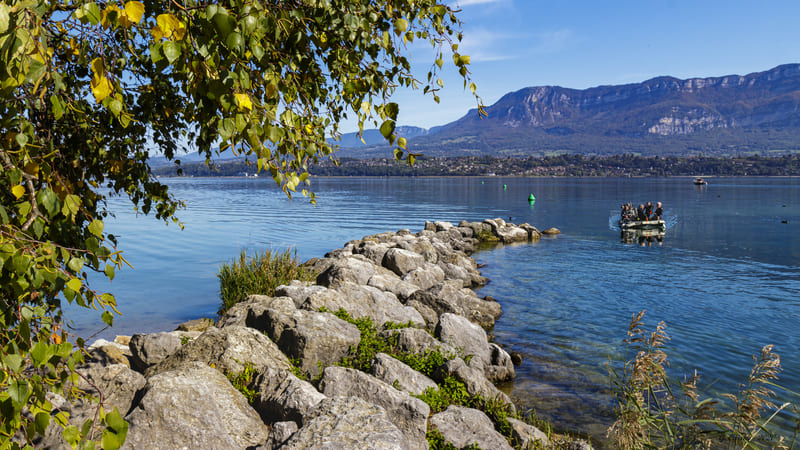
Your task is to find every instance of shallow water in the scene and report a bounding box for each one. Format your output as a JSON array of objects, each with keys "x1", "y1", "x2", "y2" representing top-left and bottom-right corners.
[{"x1": 66, "y1": 176, "x2": 800, "y2": 441}]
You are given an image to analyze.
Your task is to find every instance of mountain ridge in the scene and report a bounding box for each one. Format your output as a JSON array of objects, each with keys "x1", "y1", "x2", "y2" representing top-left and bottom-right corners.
[{"x1": 335, "y1": 64, "x2": 800, "y2": 158}]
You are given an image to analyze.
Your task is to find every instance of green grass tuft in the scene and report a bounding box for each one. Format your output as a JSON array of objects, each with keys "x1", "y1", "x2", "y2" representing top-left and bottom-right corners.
[{"x1": 217, "y1": 248, "x2": 313, "y2": 315}]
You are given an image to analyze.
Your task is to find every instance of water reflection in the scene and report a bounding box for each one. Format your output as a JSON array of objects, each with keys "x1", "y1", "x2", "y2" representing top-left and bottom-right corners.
[{"x1": 620, "y1": 229, "x2": 665, "y2": 246}]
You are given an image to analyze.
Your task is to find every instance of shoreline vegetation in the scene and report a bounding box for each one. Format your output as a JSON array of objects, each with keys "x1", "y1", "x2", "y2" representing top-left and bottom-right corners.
[
  {"x1": 43, "y1": 218, "x2": 798, "y2": 449},
  {"x1": 152, "y1": 154, "x2": 800, "y2": 178}
]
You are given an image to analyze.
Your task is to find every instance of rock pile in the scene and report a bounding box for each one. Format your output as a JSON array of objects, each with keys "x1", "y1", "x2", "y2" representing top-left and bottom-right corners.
[{"x1": 38, "y1": 219, "x2": 589, "y2": 449}]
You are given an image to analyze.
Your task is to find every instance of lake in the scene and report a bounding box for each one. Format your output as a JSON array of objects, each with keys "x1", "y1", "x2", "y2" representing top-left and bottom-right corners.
[{"x1": 67, "y1": 176, "x2": 800, "y2": 442}]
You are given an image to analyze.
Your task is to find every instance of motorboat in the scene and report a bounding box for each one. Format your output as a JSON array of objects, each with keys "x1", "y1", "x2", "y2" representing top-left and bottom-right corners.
[
  {"x1": 618, "y1": 219, "x2": 666, "y2": 231},
  {"x1": 693, "y1": 177, "x2": 707, "y2": 185}
]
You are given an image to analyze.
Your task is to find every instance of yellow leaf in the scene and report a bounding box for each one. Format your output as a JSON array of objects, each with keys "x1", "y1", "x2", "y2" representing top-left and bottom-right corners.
[
  {"x1": 66, "y1": 278, "x2": 82, "y2": 292},
  {"x1": 90, "y1": 57, "x2": 104, "y2": 77},
  {"x1": 11, "y1": 184, "x2": 25, "y2": 199},
  {"x1": 156, "y1": 13, "x2": 186, "y2": 40},
  {"x1": 124, "y1": 1, "x2": 144, "y2": 24},
  {"x1": 234, "y1": 93, "x2": 252, "y2": 111},
  {"x1": 91, "y1": 74, "x2": 113, "y2": 103},
  {"x1": 101, "y1": 5, "x2": 121, "y2": 29}
]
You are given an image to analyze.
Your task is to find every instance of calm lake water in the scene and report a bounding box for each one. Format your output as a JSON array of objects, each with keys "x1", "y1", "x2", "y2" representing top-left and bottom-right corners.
[{"x1": 67, "y1": 176, "x2": 800, "y2": 442}]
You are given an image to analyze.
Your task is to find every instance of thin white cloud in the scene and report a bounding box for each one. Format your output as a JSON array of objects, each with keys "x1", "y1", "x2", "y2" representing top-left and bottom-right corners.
[
  {"x1": 457, "y1": 28, "x2": 516, "y2": 62},
  {"x1": 531, "y1": 29, "x2": 573, "y2": 54}
]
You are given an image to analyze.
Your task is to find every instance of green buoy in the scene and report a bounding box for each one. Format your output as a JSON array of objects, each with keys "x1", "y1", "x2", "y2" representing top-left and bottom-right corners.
[
  {"x1": 528, "y1": 193, "x2": 535, "y2": 203},
  {"x1": 503, "y1": 184, "x2": 507, "y2": 190}
]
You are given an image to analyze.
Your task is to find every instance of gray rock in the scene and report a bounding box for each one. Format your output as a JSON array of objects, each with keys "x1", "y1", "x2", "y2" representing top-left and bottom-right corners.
[
  {"x1": 436, "y1": 261, "x2": 472, "y2": 288},
  {"x1": 402, "y1": 263, "x2": 445, "y2": 290},
  {"x1": 411, "y1": 282, "x2": 500, "y2": 328},
  {"x1": 263, "y1": 421, "x2": 299, "y2": 449},
  {"x1": 276, "y1": 281, "x2": 349, "y2": 311},
  {"x1": 145, "y1": 326, "x2": 291, "y2": 378},
  {"x1": 507, "y1": 417, "x2": 549, "y2": 449},
  {"x1": 542, "y1": 227, "x2": 562, "y2": 235},
  {"x1": 86, "y1": 339, "x2": 131, "y2": 367},
  {"x1": 316, "y1": 255, "x2": 377, "y2": 288},
  {"x1": 382, "y1": 247, "x2": 426, "y2": 277},
  {"x1": 129, "y1": 330, "x2": 200, "y2": 371},
  {"x1": 404, "y1": 299, "x2": 439, "y2": 331},
  {"x1": 175, "y1": 317, "x2": 214, "y2": 332},
  {"x1": 124, "y1": 362, "x2": 268, "y2": 449},
  {"x1": 37, "y1": 363, "x2": 146, "y2": 449},
  {"x1": 435, "y1": 313, "x2": 491, "y2": 370},
  {"x1": 252, "y1": 366, "x2": 327, "y2": 425},
  {"x1": 248, "y1": 307, "x2": 361, "y2": 378},
  {"x1": 429, "y1": 405, "x2": 513, "y2": 450},
  {"x1": 281, "y1": 397, "x2": 411, "y2": 450},
  {"x1": 318, "y1": 366, "x2": 429, "y2": 449},
  {"x1": 371, "y1": 353, "x2": 438, "y2": 396},
  {"x1": 433, "y1": 359, "x2": 515, "y2": 414},
  {"x1": 496, "y1": 225, "x2": 529, "y2": 243},
  {"x1": 353, "y1": 240, "x2": 392, "y2": 266},
  {"x1": 216, "y1": 294, "x2": 280, "y2": 328},
  {"x1": 380, "y1": 327, "x2": 457, "y2": 359},
  {"x1": 330, "y1": 281, "x2": 425, "y2": 327},
  {"x1": 567, "y1": 438, "x2": 595, "y2": 450},
  {"x1": 485, "y1": 343, "x2": 516, "y2": 383},
  {"x1": 367, "y1": 271, "x2": 420, "y2": 301},
  {"x1": 519, "y1": 223, "x2": 542, "y2": 240}
]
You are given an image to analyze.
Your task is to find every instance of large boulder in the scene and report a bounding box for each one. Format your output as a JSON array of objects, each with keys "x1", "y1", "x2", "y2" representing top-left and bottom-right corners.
[
  {"x1": 382, "y1": 248, "x2": 425, "y2": 277},
  {"x1": 123, "y1": 362, "x2": 268, "y2": 449},
  {"x1": 402, "y1": 263, "x2": 446, "y2": 291},
  {"x1": 379, "y1": 327, "x2": 457, "y2": 359},
  {"x1": 251, "y1": 366, "x2": 327, "y2": 425},
  {"x1": 435, "y1": 313, "x2": 491, "y2": 370},
  {"x1": 318, "y1": 367, "x2": 429, "y2": 449},
  {"x1": 433, "y1": 359, "x2": 515, "y2": 414},
  {"x1": 330, "y1": 282, "x2": 425, "y2": 327},
  {"x1": 264, "y1": 421, "x2": 299, "y2": 449},
  {"x1": 145, "y1": 326, "x2": 291, "y2": 378},
  {"x1": 37, "y1": 364, "x2": 146, "y2": 449},
  {"x1": 409, "y1": 282, "x2": 501, "y2": 329},
  {"x1": 507, "y1": 417, "x2": 549, "y2": 449},
  {"x1": 281, "y1": 397, "x2": 411, "y2": 450},
  {"x1": 128, "y1": 330, "x2": 201, "y2": 372},
  {"x1": 486, "y1": 343, "x2": 516, "y2": 383},
  {"x1": 429, "y1": 405, "x2": 513, "y2": 450},
  {"x1": 316, "y1": 255, "x2": 377, "y2": 288},
  {"x1": 367, "y1": 270, "x2": 420, "y2": 301},
  {"x1": 247, "y1": 307, "x2": 361, "y2": 378},
  {"x1": 216, "y1": 294, "x2": 282, "y2": 328},
  {"x1": 371, "y1": 353, "x2": 438, "y2": 396}
]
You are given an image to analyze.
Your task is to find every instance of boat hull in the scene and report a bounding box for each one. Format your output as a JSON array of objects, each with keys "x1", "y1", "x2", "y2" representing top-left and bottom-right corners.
[{"x1": 618, "y1": 219, "x2": 666, "y2": 231}]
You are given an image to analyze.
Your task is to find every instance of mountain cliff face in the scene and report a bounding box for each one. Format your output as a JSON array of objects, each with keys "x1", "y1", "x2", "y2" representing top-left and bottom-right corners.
[{"x1": 346, "y1": 64, "x2": 800, "y2": 158}]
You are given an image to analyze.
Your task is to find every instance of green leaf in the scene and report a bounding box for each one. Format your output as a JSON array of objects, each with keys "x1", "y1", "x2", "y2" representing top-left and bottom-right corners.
[
  {"x1": 8, "y1": 380, "x2": 30, "y2": 410},
  {"x1": 163, "y1": 41, "x2": 182, "y2": 63},
  {"x1": 88, "y1": 219, "x2": 104, "y2": 237},
  {"x1": 0, "y1": 3, "x2": 10, "y2": 34},
  {"x1": 101, "y1": 311, "x2": 114, "y2": 326},
  {"x1": 394, "y1": 18, "x2": 408, "y2": 34},
  {"x1": 66, "y1": 278, "x2": 82, "y2": 292},
  {"x1": 34, "y1": 412, "x2": 50, "y2": 435},
  {"x1": 384, "y1": 102, "x2": 399, "y2": 120},
  {"x1": 75, "y1": 2, "x2": 101, "y2": 25},
  {"x1": 62, "y1": 425, "x2": 79, "y2": 446},
  {"x1": 3, "y1": 353, "x2": 24, "y2": 372},
  {"x1": 397, "y1": 137, "x2": 407, "y2": 149},
  {"x1": 379, "y1": 120, "x2": 395, "y2": 139},
  {"x1": 67, "y1": 257, "x2": 84, "y2": 273}
]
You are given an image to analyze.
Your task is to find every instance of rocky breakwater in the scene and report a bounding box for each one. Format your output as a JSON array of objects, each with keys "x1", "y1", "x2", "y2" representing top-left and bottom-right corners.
[{"x1": 37, "y1": 218, "x2": 588, "y2": 449}]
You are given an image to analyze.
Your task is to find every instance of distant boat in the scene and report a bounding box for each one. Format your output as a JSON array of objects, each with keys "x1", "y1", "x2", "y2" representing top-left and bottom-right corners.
[
  {"x1": 693, "y1": 177, "x2": 707, "y2": 185},
  {"x1": 618, "y1": 219, "x2": 666, "y2": 231}
]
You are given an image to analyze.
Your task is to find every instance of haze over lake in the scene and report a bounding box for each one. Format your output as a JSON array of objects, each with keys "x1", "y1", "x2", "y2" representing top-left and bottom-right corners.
[{"x1": 68, "y1": 176, "x2": 799, "y2": 440}]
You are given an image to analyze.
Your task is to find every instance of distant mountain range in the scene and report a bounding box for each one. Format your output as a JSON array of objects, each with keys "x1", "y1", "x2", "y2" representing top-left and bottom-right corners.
[{"x1": 335, "y1": 64, "x2": 800, "y2": 158}]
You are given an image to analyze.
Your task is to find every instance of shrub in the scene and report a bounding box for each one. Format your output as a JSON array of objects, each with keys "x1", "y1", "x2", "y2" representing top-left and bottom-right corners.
[
  {"x1": 608, "y1": 310, "x2": 798, "y2": 449},
  {"x1": 217, "y1": 248, "x2": 312, "y2": 315}
]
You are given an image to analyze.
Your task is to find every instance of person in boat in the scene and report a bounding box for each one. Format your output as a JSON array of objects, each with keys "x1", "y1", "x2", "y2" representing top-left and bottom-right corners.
[
  {"x1": 637, "y1": 204, "x2": 647, "y2": 221},
  {"x1": 653, "y1": 202, "x2": 663, "y2": 220},
  {"x1": 645, "y1": 202, "x2": 653, "y2": 219}
]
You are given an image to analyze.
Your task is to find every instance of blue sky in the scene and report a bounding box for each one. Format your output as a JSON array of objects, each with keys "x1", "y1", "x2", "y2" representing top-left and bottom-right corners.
[{"x1": 364, "y1": 0, "x2": 800, "y2": 133}]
